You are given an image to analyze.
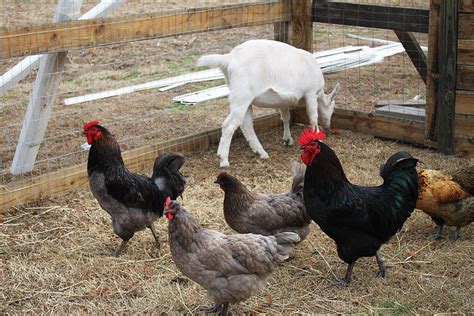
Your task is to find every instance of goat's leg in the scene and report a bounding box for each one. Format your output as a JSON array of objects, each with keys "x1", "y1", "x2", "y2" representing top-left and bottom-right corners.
[
  {"x1": 305, "y1": 92, "x2": 320, "y2": 132},
  {"x1": 240, "y1": 107, "x2": 268, "y2": 158},
  {"x1": 217, "y1": 97, "x2": 252, "y2": 167},
  {"x1": 280, "y1": 108, "x2": 294, "y2": 146}
]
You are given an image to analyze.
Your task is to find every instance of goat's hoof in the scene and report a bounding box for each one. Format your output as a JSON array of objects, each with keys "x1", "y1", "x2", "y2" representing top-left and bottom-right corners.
[
  {"x1": 259, "y1": 152, "x2": 269, "y2": 159},
  {"x1": 284, "y1": 138, "x2": 294, "y2": 146}
]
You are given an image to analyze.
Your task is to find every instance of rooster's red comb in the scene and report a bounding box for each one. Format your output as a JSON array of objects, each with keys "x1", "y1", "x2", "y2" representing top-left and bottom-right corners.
[
  {"x1": 164, "y1": 196, "x2": 171, "y2": 210},
  {"x1": 217, "y1": 171, "x2": 228, "y2": 179},
  {"x1": 83, "y1": 120, "x2": 100, "y2": 131},
  {"x1": 298, "y1": 128, "x2": 326, "y2": 146}
]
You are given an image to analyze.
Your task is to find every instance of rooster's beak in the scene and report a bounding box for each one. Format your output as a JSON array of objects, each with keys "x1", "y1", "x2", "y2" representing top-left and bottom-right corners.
[{"x1": 81, "y1": 131, "x2": 87, "y2": 136}]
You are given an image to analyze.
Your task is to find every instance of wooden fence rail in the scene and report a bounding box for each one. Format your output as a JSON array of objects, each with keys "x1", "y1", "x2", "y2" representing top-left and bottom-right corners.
[{"x1": 0, "y1": 2, "x2": 288, "y2": 59}]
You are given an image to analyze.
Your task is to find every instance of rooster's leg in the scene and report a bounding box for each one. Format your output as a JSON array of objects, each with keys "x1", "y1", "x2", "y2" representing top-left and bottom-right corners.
[
  {"x1": 375, "y1": 251, "x2": 388, "y2": 278},
  {"x1": 148, "y1": 225, "x2": 160, "y2": 249},
  {"x1": 114, "y1": 240, "x2": 128, "y2": 257},
  {"x1": 451, "y1": 227, "x2": 461, "y2": 241},
  {"x1": 434, "y1": 224, "x2": 444, "y2": 240},
  {"x1": 336, "y1": 262, "x2": 355, "y2": 285}
]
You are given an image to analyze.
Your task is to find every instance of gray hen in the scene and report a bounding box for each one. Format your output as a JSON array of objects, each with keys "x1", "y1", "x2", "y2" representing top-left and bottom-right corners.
[{"x1": 164, "y1": 198, "x2": 300, "y2": 315}]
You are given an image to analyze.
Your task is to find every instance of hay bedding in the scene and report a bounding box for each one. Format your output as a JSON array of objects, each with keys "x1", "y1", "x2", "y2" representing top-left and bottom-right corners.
[{"x1": 1, "y1": 126, "x2": 473, "y2": 314}]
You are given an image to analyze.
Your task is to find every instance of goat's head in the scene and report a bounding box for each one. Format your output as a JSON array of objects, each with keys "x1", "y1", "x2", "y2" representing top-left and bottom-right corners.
[{"x1": 318, "y1": 82, "x2": 340, "y2": 131}]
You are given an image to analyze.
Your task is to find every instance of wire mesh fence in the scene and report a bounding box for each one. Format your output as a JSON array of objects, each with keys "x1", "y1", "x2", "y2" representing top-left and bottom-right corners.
[{"x1": 1, "y1": 0, "x2": 430, "y2": 204}]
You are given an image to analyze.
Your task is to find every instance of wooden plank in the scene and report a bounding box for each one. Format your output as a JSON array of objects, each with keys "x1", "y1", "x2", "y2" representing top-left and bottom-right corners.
[
  {"x1": 425, "y1": 0, "x2": 440, "y2": 139},
  {"x1": 437, "y1": 0, "x2": 458, "y2": 154},
  {"x1": 457, "y1": 65, "x2": 474, "y2": 90},
  {"x1": 376, "y1": 99, "x2": 425, "y2": 108},
  {"x1": 331, "y1": 108, "x2": 433, "y2": 146},
  {"x1": 375, "y1": 105, "x2": 425, "y2": 121},
  {"x1": 458, "y1": 40, "x2": 474, "y2": 64},
  {"x1": 455, "y1": 113, "x2": 474, "y2": 138},
  {"x1": 459, "y1": 0, "x2": 474, "y2": 12},
  {"x1": 312, "y1": 1, "x2": 429, "y2": 33},
  {"x1": 0, "y1": 0, "x2": 125, "y2": 96},
  {"x1": 0, "y1": 113, "x2": 282, "y2": 209},
  {"x1": 454, "y1": 137, "x2": 474, "y2": 157},
  {"x1": 10, "y1": 0, "x2": 83, "y2": 175},
  {"x1": 290, "y1": 0, "x2": 313, "y2": 125},
  {"x1": 394, "y1": 30, "x2": 428, "y2": 83},
  {"x1": 0, "y1": 2, "x2": 288, "y2": 59},
  {"x1": 458, "y1": 13, "x2": 474, "y2": 40},
  {"x1": 456, "y1": 91, "x2": 474, "y2": 115}
]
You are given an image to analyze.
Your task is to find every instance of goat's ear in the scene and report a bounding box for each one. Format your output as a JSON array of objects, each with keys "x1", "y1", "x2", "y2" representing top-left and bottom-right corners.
[{"x1": 328, "y1": 82, "x2": 341, "y2": 104}]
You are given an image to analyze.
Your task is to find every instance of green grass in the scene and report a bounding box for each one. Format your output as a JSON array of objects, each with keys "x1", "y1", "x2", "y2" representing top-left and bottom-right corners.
[
  {"x1": 378, "y1": 300, "x2": 413, "y2": 315},
  {"x1": 121, "y1": 69, "x2": 140, "y2": 81}
]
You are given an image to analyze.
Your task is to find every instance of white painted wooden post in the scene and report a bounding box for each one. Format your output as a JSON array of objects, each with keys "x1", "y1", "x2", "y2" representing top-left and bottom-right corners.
[
  {"x1": 0, "y1": 0, "x2": 125, "y2": 95},
  {"x1": 10, "y1": 0, "x2": 83, "y2": 175}
]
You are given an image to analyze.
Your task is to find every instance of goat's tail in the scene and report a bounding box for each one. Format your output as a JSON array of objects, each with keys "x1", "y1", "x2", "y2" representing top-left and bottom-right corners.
[{"x1": 196, "y1": 54, "x2": 230, "y2": 69}]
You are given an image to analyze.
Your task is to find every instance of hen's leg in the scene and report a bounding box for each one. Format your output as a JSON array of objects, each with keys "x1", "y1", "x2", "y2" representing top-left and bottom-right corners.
[
  {"x1": 148, "y1": 225, "x2": 160, "y2": 249},
  {"x1": 451, "y1": 226, "x2": 461, "y2": 241},
  {"x1": 198, "y1": 304, "x2": 223, "y2": 313},
  {"x1": 375, "y1": 251, "x2": 388, "y2": 278},
  {"x1": 114, "y1": 240, "x2": 129, "y2": 257},
  {"x1": 336, "y1": 262, "x2": 355, "y2": 285},
  {"x1": 433, "y1": 224, "x2": 444, "y2": 240},
  {"x1": 220, "y1": 303, "x2": 229, "y2": 316}
]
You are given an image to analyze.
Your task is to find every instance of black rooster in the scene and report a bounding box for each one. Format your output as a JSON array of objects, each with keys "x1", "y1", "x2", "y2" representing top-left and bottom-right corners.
[
  {"x1": 299, "y1": 128, "x2": 419, "y2": 284},
  {"x1": 83, "y1": 121, "x2": 187, "y2": 256}
]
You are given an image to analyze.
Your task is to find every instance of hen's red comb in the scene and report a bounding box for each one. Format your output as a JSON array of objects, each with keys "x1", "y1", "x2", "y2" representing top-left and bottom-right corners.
[
  {"x1": 83, "y1": 120, "x2": 100, "y2": 131},
  {"x1": 164, "y1": 196, "x2": 171, "y2": 210},
  {"x1": 298, "y1": 128, "x2": 326, "y2": 146}
]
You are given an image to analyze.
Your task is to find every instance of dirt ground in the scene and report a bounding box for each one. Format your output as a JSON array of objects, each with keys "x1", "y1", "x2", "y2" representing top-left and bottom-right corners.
[{"x1": 1, "y1": 126, "x2": 473, "y2": 314}]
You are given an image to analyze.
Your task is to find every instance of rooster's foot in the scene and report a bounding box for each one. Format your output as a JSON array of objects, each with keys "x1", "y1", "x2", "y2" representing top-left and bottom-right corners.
[
  {"x1": 114, "y1": 239, "x2": 129, "y2": 257},
  {"x1": 335, "y1": 277, "x2": 351, "y2": 286}
]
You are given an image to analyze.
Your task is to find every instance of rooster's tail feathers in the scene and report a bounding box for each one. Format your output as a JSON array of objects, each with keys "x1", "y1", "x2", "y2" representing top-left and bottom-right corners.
[
  {"x1": 274, "y1": 232, "x2": 300, "y2": 262},
  {"x1": 380, "y1": 151, "x2": 418, "y2": 180},
  {"x1": 290, "y1": 161, "x2": 306, "y2": 194}
]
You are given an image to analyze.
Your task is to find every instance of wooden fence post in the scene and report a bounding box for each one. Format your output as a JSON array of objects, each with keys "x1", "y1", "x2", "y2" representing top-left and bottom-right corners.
[
  {"x1": 286, "y1": 0, "x2": 314, "y2": 125},
  {"x1": 10, "y1": 0, "x2": 83, "y2": 175},
  {"x1": 436, "y1": 0, "x2": 457, "y2": 154}
]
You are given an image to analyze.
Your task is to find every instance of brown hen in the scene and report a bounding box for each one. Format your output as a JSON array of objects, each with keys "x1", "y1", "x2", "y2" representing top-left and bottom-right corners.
[
  {"x1": 416, "y1": 166, "x2": 473, "y2": 240},
  {"x1": 215, "y1": 162, "x2": 310, "y2": 241}
]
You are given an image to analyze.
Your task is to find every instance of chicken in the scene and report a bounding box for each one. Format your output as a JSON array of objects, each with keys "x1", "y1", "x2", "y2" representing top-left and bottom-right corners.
[
  {"x1": 83, "y1": 121, "x2": 187, "y2": 256},
  {"x1": 215, "y1": 162, "x2": 310, "y2": 241},
  {"x1": 163, "y1": 197, "x2": 300, "y2": 315},
  {"x1": 416, "y1": 166, "x2": 473, "y2": 240},
  {"x1": 298, "y1": 128, "x2": 419, "y2": 284}
]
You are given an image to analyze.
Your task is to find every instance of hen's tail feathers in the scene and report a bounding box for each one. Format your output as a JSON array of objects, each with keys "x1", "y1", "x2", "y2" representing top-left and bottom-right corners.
[
  {"x1": 290, "y1": 161, "x2": 306, "y2": 195},
  {"x1": 379, "y1": 151, "x2": 418, "y2": 180},
  {"x1": 196, "y1": 54, "x2": 230, "y2": 69},
  {"x1": 274, "y1": 232, "x2": 300, "y2": 262}
]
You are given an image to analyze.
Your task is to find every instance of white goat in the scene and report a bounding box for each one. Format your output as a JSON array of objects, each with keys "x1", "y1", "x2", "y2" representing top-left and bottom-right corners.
[{"x1": 197, "y1": 39, "x2": 340, "y2": 167}]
